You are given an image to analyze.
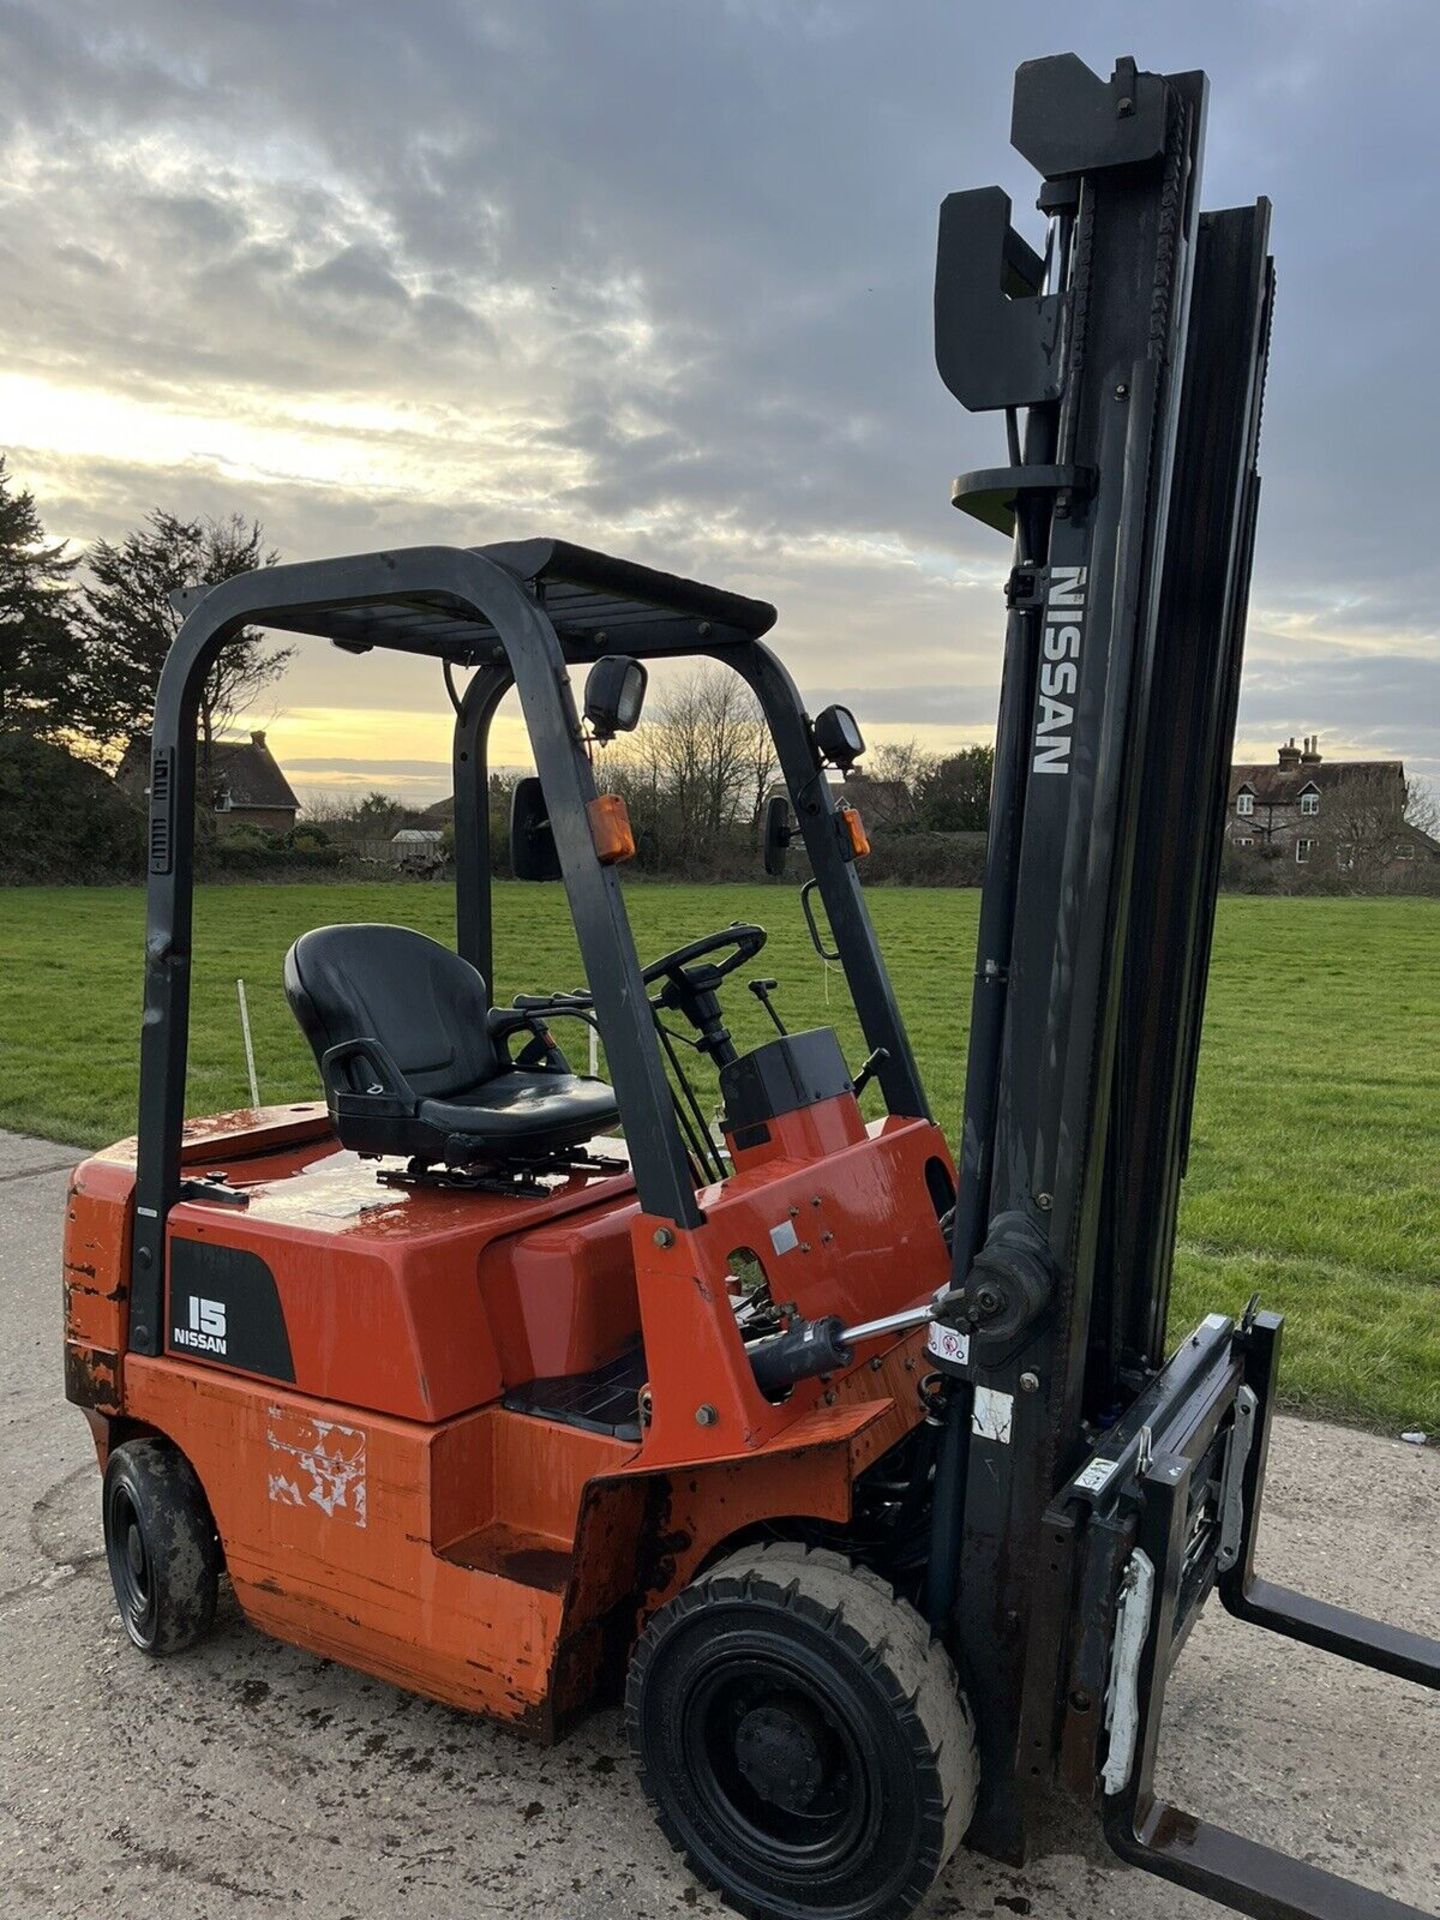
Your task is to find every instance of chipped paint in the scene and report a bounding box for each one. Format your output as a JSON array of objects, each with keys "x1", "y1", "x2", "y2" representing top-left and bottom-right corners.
[
  {"x1": 266, "y1": 1406, "x2": 368, "y2": 1527},
  {"x1": 63, "y1": 1342, "x2": 121, "y2": 1412}
]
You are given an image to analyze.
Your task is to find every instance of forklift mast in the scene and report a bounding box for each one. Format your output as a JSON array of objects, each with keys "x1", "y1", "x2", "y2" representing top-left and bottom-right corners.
[
  {"x1": 930, "y1": 58, "x2": 1440, "y2": 1920},
  {"x1": 928, "y1": 53, "x2": 1273, "y2": 1850}
]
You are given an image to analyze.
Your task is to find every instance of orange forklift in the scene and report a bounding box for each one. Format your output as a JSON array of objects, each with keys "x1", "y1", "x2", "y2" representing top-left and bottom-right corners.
[{"x1": 64, "y1": 52, "x2": 1438, "y2": 1920}]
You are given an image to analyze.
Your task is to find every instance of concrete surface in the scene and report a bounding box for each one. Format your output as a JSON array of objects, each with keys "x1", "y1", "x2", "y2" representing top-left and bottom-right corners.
[{"x1": 2, "y1": 1127, "x2": 1436, "y2": 1920}]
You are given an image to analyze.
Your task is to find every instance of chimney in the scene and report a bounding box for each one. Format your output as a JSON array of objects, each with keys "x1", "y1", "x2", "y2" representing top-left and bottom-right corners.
[
  {"x1": 1300, "y1": 733, "x2": 1321, "y2": 765},
  {"x1": 251, "y1": 729, "x2": 267, "y2": 749},
  {"x1": 1277, "y1": 736, "x2": 1302, "y2": 770}
]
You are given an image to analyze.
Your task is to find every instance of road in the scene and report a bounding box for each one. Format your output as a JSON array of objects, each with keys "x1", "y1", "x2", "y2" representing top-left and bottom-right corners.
[{"x1": 3, "y1": 1129, "x2": 1436, "y2": 1919}]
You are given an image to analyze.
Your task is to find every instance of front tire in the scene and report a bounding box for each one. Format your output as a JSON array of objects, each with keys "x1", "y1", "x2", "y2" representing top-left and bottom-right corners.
[
  {"x1": 102, "y1": 1438, "x2": 220, "y2": 1655},
  {"x1": 626, "y1": 1542, "x2": 977, "y2": 1920}
]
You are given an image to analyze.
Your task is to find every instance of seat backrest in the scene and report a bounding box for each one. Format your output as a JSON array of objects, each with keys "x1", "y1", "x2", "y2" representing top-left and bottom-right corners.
[{"x1": 284, "y1": 924, "x2": 499, "y2": 1098}]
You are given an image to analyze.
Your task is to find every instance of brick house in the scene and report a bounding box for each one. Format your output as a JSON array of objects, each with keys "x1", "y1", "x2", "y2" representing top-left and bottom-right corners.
[
  {"x1": 1225, "y1": 736, "x2": 1436, "y2": 871},
  {"x1": 116, "y1": 729, "x2": 300, "y2": 834}
]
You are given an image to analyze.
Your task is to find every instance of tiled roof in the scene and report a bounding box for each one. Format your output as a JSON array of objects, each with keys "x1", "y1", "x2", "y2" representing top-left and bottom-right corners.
[
  {"x1": 1229, "y1": 760, "x2": 1403, "y2": 807},
  {"x1": 209, "y1": 735, "x2": 298, "y2": 812},
  {"x1": 115, "y1": 730, "x2": 298, "y2": 812}
]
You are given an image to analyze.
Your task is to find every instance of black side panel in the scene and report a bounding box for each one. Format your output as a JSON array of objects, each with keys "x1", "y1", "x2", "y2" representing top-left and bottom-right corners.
[
  {"x1": 719, "y1": 1030, "x2": 854, "y2": 1132},
  {"x1": 167, "y1": 1240, "x2": 295, "y2": 1383}
]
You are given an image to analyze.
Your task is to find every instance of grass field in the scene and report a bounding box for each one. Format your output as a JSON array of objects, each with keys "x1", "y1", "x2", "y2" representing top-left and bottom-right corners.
[{"x1": 2, "y1": 882, "x2": 1436, "y2": 1433}]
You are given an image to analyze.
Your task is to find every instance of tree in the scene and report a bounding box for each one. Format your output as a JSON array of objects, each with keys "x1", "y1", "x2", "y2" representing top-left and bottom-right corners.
[
  {"x1": 914, "y1": 744, "x2": 995, "y2": 832},
  {"x1": 1405, "y1": 776, "x2": 1439, "y2": 842},
  {"x1": 842, "y1": 739, "x2": 931, "y2": 831},
  {"x1": 868, "y1": 738, "x2": 930, "y2": 791},
  {"x1": 1325, "y1": 767, "x2": 1411, "y2": 879},
  {"x1": 606, "y1": 665, "x2": 773, "y2": 866},
  {"x1": 76, "y1": 512, "x2": 291, "y2": 787},
  {"x1": 350, "y1": 791, "x2": 409, "y2": 838},
  {"x1": 0, "y1": 456, "x2": 81, "y2": 736}
]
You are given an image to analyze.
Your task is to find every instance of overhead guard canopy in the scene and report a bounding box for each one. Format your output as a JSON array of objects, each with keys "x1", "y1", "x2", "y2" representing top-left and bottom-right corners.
[{"x1": 169, "y1": 537, "x2": 778, "y2": 667}]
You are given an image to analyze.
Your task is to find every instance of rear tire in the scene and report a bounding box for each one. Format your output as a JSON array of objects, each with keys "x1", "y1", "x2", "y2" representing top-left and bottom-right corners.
[
  {"x1": 626, "y1": 1542, "x2": 977, "y2": 1920},
  {"x1": 102, "y1": 1438, "x2": 220, "y2": 1655}
]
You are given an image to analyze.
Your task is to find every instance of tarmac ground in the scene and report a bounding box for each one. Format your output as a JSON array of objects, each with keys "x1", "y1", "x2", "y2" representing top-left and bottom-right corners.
[{"x1": 3, "y1": 1129, "x2": 1436, "y2": 1919}]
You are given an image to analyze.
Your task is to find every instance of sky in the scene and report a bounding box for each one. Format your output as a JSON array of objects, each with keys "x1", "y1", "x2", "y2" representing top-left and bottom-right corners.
[{"x1": 2, "y1": 0, "x2": 1437, "y2": 805}]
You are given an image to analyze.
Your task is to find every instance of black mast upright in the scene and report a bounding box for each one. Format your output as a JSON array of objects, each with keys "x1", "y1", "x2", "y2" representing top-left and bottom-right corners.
[{"x1": 926, "y1": 53, "x2": 1274, "y2": 1859}]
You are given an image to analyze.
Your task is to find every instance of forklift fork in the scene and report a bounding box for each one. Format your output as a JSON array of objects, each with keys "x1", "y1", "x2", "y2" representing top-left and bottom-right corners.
[{"x1": 1090, "y1": 1312, "x2": 1440, "y2": 1920}]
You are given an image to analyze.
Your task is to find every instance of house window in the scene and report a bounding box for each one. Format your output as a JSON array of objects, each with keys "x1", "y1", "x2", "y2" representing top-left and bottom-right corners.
[
  {"x1": 1396, "y1": 842, "x2": 1415, "y2": 859},
  {"x1": 1295, "y1": 838, "x2": 1314, "y2": 864},
  {"x1": 1236, "y1": 791, "x2": 1254, "y2": 816},
  {"x1": 1236, "y1": 836, "x2": 1253, "y2": 848},
  {"x1": 1300, "y1": 790, "x2": 1319, "y2": 816}
]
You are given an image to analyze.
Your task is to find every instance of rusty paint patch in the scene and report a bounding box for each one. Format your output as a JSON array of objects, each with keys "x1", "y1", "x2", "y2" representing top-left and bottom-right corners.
[
  {"x1": 440, "y1": 1529, "x2": 572, "y2": 1593},
  {"x1": 63, "y1": 1342, "x2": 120, "y2": 1413}
]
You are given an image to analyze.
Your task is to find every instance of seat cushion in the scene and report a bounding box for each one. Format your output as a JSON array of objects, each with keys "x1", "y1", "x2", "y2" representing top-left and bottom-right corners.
[
  {"x1": 284, "y1": 923, "x2": 622, "y2": 1165},
  {"x1": 418, "y1": 1071, "x2": 620, "y2": 1154},
  {"x1": 286, "y1": 923, "x2": 499, "y2": 1097}
]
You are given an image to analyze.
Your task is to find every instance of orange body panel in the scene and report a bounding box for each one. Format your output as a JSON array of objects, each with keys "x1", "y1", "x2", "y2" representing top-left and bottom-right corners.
[
  {"x1": 156, "y1": 1128, "x2": 639, "y2": 1421},
  {"x1": 123, "y1": 1357, "x2": 580, "y2": 1726},
  {"x1": 63, "y1": 1158, "x2": 135, "y2": 1415},
  {"x1": 631, "y1": 1107, "x2": 954, "y2": 1459},
  {"x1": 64, "y1": 1093, "x2": 952, "y2": 1735}
]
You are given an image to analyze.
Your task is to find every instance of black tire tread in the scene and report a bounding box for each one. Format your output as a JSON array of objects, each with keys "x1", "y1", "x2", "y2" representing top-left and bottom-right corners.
[
  {"x1": 627, "y1": 1541, "x2": 977, "y2": 1920},
  {"x1": 103, "y1": 1437, "x2": 220, "y2": 1656}
]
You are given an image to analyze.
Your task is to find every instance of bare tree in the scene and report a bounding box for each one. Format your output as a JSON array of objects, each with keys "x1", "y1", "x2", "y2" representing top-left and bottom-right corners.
[
  {"x1": 869, "y1": 738, "x2": 931, "y2": 790},
  {"x1": 605, "y1": 664, "x2": 773, "y2": 865},
  {"x1": 844, "y1": 738, "x2": 932, "y2": 829},
  {"x1": 1405, "y1": 775, "x2": 1439, "y2": 841},
  {"x1": 293, "y1": 790, "x2": 361, "y2": 827},
  {"x1": 1325, "y1": 768, "x2": 1411, "y2": 878}
]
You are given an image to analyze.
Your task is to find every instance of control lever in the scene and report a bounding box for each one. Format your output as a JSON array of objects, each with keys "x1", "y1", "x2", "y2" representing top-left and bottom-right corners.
[
  {"x1": 747, "y1": 977, "x2": 787, "y2": 1035},
  {"x1": 746, "y1": 1299, "x2": 939, "y2": 1398}
]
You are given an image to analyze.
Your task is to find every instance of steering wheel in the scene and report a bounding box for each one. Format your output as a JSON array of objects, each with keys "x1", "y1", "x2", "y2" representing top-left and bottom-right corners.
[
  {"x1": 636, "y1": 923, "x2": 766, "y2": 1064},
  {"x1": 639, "y1": 922, "x2": 767, "y2": 991},
  {"x1": 512, "y1": 924, "x2": 767, "y2": 1018},
  {"x1": 514, "y1": 924, "x2": 767, "y2": 1066}
]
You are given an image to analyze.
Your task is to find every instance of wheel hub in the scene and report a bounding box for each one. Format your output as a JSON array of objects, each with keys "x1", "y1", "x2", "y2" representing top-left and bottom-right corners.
[{"x1": 733, "y1": 1701, "x2": 825, "y2": 1813}]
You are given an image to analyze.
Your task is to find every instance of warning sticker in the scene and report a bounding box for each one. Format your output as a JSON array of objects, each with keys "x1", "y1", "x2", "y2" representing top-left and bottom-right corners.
[
  {"x1": 1074, "y1": 1456, "x2": 1119, "y2": 1495},
  {"x1": 971, "y1": 1386, "x2": 1014, "y2": 1445},
  {"x1": 925, "y1": 1323, "x2": 971, "y2": 1367},
  {"x1": 768, "y1": 1219, "x2": 799, "y2": 1257}
]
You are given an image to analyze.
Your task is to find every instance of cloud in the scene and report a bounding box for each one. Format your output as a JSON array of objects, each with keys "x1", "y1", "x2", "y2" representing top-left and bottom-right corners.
[{"x1": 0, "y1": 0, "x2": 1436, "y2": 790}]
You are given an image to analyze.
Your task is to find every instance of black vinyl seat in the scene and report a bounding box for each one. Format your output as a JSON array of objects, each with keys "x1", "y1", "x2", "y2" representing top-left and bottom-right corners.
[{"x1": 283, "y1": 924, "x2": 620, "y2": 1166}]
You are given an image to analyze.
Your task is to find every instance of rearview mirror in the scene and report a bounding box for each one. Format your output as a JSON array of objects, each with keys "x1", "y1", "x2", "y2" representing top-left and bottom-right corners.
[
  {"x1": 509, "y1": 776, "x2": 562, "y2": 881},
  {"x1": 584, "y1": 655, "x2": 648, "y2": 742},
  {"x1": 763, "y1": 794, "x2": 794, "y2": 877}
]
